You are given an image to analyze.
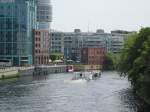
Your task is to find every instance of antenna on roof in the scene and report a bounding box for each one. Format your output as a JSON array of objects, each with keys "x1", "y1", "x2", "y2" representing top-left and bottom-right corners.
[{"x1": 87, "y1": 20, "x2": 90, "y2": 33}]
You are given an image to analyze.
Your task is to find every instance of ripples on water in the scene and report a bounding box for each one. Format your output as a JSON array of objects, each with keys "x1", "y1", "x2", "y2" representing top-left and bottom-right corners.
[{"x1": 0, "y1": 71, "x2": 149, "y2": 112}]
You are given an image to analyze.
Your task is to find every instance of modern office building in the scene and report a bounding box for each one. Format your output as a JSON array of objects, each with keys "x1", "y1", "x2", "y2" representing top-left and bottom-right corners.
[
  {"x1": 109, "y1": 30, "x2": 135, "y2": 53},
  {"x1": 63, "y1": 29, "x2": 109, "y2": 61},
  {"x1": 82, "y1": 34, "x2": 108, "y2": 48},
  {"x1": 37, "y1": 0, "x2": 52, "y2": 30},
  {"x1": 64, "y1": 31, "x2": 83, "y2": 61},
  {"x1": 33, "y1": 29, "x2": 50, "y2": 65},
  {"x1": 0, "y1": 0, "x2": 37, "y2": 66},
  {"x1": 109, "y1": 34, "x2": 125, "y2": 53},
  {"x1": 50, "y1": 29, "x2": 131, "y2": 61},
  {"x1": 111, "y1": 30, "x2": 136, "y2": 34},
  {"x1": 50, "y1": 31, "x2": 64, "y2": 54}
]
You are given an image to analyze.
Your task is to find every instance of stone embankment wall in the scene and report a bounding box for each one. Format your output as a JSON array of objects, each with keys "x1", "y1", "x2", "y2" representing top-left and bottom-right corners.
[
  {"x1": 0, "y1": 68, "x2": 19, "y2": 79},
  {"x1": 0, "y1": 65, "x2": 68, "y2": 79},
  {"x1": 0, "y1": 67, "x2": 35, "y2": 79},
  {"x1": 33, "y1": 65, "x2": 67, "y2": 75}
]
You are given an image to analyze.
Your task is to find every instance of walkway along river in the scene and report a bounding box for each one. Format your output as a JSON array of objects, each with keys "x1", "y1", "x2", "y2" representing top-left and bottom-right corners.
[{"x1": 0, "y1": 71, "x2": 150, "y2": 112}]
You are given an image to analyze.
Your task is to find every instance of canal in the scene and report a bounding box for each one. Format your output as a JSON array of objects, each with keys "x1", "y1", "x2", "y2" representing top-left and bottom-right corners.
[{"x1": 0, "y1": 71, "x2": 149, "y2": 112}]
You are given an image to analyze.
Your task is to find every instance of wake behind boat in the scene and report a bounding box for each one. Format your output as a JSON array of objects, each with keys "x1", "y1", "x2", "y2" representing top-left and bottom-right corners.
[
  {"x1": 64, "y1": 70, "x2": 102, "y2": 84},
  {"x1": 64, "y1": 79, "x2": 87, "y2": 84},
  {"x1": 64, "y1": 72, "x2": 87, "y2": 84},
  {"x1": 88, "y1": 70, "x2": 101, "y2": 80}
]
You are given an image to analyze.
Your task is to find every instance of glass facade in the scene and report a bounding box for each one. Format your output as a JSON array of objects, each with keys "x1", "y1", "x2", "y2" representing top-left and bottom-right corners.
[
  {"x1": 50, "y1": 32, "x2": 64, "y2": 54},
  {"x1": 37, "y1": 0, "x2": 52, "y2": 30},
  {"x1": 0, "y1": 0, "x2": 37, "y2": 66}
]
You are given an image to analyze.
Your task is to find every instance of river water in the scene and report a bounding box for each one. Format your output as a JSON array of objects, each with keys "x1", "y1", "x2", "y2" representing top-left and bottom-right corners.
[{"x1": 0, "y1": 71, "x2": 149, "y2": 112}]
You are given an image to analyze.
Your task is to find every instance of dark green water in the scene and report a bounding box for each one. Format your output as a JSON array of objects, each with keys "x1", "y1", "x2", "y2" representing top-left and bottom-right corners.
[{"x1": 0, "y1": 71, "x2": 149, "y2": 112}]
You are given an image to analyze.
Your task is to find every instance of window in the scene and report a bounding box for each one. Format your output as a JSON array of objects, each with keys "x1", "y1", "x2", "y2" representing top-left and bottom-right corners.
[{"x1": 35, "y1": 50, "x2": 38, "y2": 53}]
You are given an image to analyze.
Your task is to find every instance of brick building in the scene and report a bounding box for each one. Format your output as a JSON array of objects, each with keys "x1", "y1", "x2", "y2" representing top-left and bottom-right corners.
[
  {"x1": 33, "y1": 30, "x2": 50, "y2": 65},
  {"x1": 81, "y1": 48, "x2": 106, "y2": 69}
]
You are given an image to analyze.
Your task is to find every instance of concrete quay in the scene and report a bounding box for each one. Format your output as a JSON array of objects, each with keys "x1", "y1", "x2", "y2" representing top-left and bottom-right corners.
[
  {"x1": 0, "y1": 66, "x2": 35, "y2": 79},
  {"x1": 0, "y1": 68, "x2": 19, "y2": 79},
  {"x1": 0, "y1": 65, "x2": 69, "y2": 79},
  {"x1": 33, "y1": 65, "x2": 67, "y2": 75}
]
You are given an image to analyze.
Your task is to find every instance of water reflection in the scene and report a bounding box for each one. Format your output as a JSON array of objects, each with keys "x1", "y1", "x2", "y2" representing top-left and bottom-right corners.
[
  {"x1": 118, "y1": 89, "x2": 150, "y2": 112},
  {"x1": 32, "y1": 75, "x2": 48, "y2": 81},
  {"x1": 0, "y1": 72, "x2": 149, "y2": 112}
]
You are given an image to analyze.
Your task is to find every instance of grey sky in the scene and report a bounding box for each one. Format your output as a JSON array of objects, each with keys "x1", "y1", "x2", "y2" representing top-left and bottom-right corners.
[{"x1": 51, "y1": 0, "x2": 150, "y2": 32}]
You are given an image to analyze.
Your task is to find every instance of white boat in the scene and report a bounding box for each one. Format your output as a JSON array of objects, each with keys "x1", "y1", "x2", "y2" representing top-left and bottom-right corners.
[
  {"x1": 87, "y1": 70, "x2": 101, "y2": 80},
  {"x1": 65, "y1": 71, "x2": 101, "y2": 84},
  {"x1": 71, "y1": 72, "x2": 88, "y2": 81},
  {"x1": 64, "y1": 72, "x2": 87, "y2": 84}
]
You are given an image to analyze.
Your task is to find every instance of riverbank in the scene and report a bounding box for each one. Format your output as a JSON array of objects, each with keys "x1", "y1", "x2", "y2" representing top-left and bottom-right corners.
[
  {"x1": 135, "y1": 85, "x2": 150, "y2": 105},
  {"x1": 137, "y1": 93, "x2": 150, "y2": 106},
  {"x1": 0, "y1": 65, "x2": 69, "y2": 80},
  {"x1": 73, "y1": 64, "x2": 102, "y2": 71},
  {"x1": 0, "y1": 68, "x2": 19, "y2": 80},
  {"x1": 33, "y1": 65, "x2": 67, "y2": 75},
  {"x1": 0, "y1": 67, "x2": 35, "y2": 79}
]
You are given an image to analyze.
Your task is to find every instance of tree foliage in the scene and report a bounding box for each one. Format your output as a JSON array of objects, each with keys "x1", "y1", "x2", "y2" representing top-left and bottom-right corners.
[
  {"x1": 117, "y1": 27, "x2": 150, "y2": 102},
  {"x1": 49, "y1": 53, "x2": 64, "y2": 62},
  {"x1": 103, "y1": 52, "x2": 120, "y2": 70},
  {"x1": 49, "y1": 55, "x2": 57, "y2": 62}
]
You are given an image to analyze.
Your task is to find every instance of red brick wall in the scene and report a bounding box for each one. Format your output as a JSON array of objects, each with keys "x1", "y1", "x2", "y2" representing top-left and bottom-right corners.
[
  {"x1": 33, "y1": 29, "x2": 50, "y2": 65},
  {"x1": 81, "y1": 48, "x2": 106, "y2": 65}
]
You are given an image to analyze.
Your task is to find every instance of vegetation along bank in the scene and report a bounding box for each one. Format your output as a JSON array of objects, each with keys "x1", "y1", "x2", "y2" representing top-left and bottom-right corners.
[{"x1": 117, "y1": 27, "x2": 150, "y2": 104}]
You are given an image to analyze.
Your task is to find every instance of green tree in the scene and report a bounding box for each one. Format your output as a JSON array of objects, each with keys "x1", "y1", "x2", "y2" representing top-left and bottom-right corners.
[
  {"x1": 49, "y1": 55, "x2": 57, "y2": 62},
  {"x1": 117, "y1": 27, "x2": 150, "y2": 104},
  {"x1": 103, "y1": 52, "x2": 120, "y2": 70},
  {"x1": 49, "y1": 53, "x2": 64, "y2": 62}
]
